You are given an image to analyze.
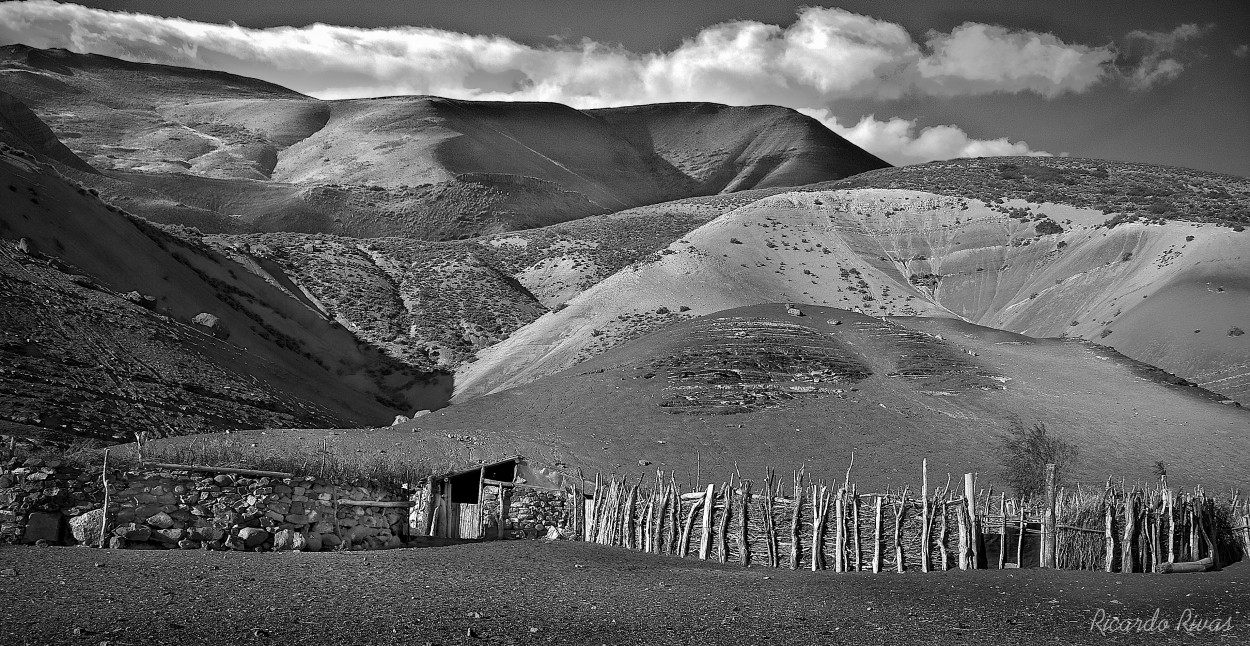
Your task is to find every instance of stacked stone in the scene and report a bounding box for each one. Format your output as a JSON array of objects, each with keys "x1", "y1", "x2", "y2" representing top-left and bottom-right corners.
[
  {"x1": 0, "y1": 457, "x2": 108, "y2": 544},
  {"x1": 0, "y1": 461, "x2": 411, "y2": 551},
  {"x1": 501, "y1": 488, "x2": 572, "y2": 539},
  {"x1": 480, "y1": 485, "x2": 502, "y2": 534}
]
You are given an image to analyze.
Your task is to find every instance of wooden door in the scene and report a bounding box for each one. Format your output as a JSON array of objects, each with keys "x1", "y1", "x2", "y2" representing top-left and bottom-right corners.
[{"x1": 457, "y1": 504, "x2": 482, "y2": 539}]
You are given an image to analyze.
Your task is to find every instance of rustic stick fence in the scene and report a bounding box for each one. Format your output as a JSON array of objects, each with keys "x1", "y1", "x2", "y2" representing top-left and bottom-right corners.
[{"x1": 571, "y1": 460, "x2": 1249, "y2": 574}]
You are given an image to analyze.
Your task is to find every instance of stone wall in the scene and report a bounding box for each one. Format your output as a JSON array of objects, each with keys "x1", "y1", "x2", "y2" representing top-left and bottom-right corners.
[
  {"x1": 481, "y1": 484, "x2": 576, "y2": 539},
  {"x1": 0, "y1": 456, "x2": 411, "y2": 551}
]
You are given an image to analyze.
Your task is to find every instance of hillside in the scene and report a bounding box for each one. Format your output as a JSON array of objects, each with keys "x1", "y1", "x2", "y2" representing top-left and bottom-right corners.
[
  {"x1": 0, "y1": 142, "x2": 450, "y2": 443},
  {"x1": 215, "y1": 304, "x2": 1250, "y2": 491},
  {"x1": 453, "y1": 179, "x2": 1248, "y2": 406},
  {"x1": 0, "y1": 45, "x2": 888, "y2": 239}
]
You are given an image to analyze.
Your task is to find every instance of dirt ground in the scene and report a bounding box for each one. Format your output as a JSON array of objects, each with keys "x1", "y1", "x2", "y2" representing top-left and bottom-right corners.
[{"x1": 1, "y1": 541, "x2": 1248, "y2": 645}]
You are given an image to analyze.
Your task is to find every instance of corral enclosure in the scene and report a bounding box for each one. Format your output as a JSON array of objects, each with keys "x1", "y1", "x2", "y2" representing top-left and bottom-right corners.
[{"x1": 4, "y1": 446, "x2": 1250, "y2": 581}]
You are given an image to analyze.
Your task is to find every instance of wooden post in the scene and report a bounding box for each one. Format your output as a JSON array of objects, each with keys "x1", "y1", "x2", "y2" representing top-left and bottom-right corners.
[
  {"x1": 833, "y1": 488, "x2": 845, "y2": 572},
  {"x1": 964, "y1": 473, "x2": 978, "y2": 569},
  {"x1": 1121, "y1": 492, "x2": 1136, "y2": 573},
  {"x1": 1105, "y1": 492, "x2": 1116, "y2": 572},
  {"x1": 1016, "y1": 499, "x2": 1026, "y2": 568},
  {"x1": 998, "y1": 492, "x2": 1007, "y2": 570},
  {"x1": 669, "y1": 476, "x2": 681, "y2": 556},
  {"x1": 810, "y1": 484, "x2": 824, "y2": 571},
  {"x1": 763, "y1": 470, "x2": 778, "y2": 568},
  {"x1": 893, "y1": 488, "x2": 908, "y2": 573},
  {"x1": 1041, "y1": 464, "x2": 1057, "y2": 569},
  {"x1": 920, "y1": 460, "x2": 931, "y2": 573},
  {"x1": 679, "y1": 494, "x2": 703, "y2": 558},
  {"x1": 717, "y1": 482, "x2": 731, "y2": 564},
  {"x1": 738, "y1": 480, "x2": 751, "y2": 567},
  {"x1": 957, "y1": 499, "x2": 970, "y2": 570},
  {"x1": 872, "y1": 495, "x2": 883, "y2": 573},
  {"x1": 699, "y1": 484, "x2": 715, "y2": 560},
  {"x1": 625, "y1": 482, "x2": 638, "y2": 550},
  {"x1": 498, "y1": 484, "x2": 510, "y2": 539},
  {"x1": 939, "y1": 495, "x2": 951, "y2": 571},
  {"x1": 476, "y1": 466, "x2": 486, "y2": 538},
  {"x1": 851, "y1": 492, "x2": 862, "y2": 572},
  {"x1": 98, "y1": 449, "x2": 111, "y2": 548},
  {"x1": 789, "y1": 472, "x2": 803, "y2": 570},
  {"x1": 1165, "y1": 487, "x2": 1175, "y2": 565}
]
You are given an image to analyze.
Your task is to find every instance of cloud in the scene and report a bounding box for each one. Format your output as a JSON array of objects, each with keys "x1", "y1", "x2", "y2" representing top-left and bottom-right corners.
[
  {"x1": 1115, "y1": 23, "x2": 1212, "y2": 90},
  {"x1": 1234, "y1": 44, "x2": 1249, "y2": 59},
  {"x1": 800, "y1": 109, "x2": 1053, "y2": 166},
  {"x1": 0, "y1": 1, "x2": 1118, "y2": 104},
  {"x1": 0, "y1": 2, "x2": 1202, "y2": 164},
  {"x1": 917, "y1": 23, "x2": 1111, "y2": 98}
]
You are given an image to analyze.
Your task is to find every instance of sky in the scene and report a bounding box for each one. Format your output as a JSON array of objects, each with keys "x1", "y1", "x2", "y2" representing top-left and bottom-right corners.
[{"x1": 1, "y1": 1, "x2": 1247, "y2": 175}]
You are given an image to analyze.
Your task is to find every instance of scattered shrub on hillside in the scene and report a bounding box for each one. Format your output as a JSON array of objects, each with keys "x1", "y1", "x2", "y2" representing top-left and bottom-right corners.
[
  {"x1": 729, "y1": 237, "x2": 743, "y2": 244},
  {"x1": 656, "y1": 306, "x2": 671, "y2": 315},
  {"x1": 1185, "y1": 235, "x2": 1195, "y2": 242},
  {"x1": 996, "y1": 422, "x2": 1077, "y2": 497},
  {"x1": 1034, "y1": 219, "x2": 1064, "y2": 235},
  {"x1": 1230, "y1": 327, "x2": 1246, "y2": 337},
  {"x1": 1121, "y1": 251, "x2": 1133, "y2": 262},
  {"x1": 1100, "y1": 329, "x2": 1113, "y2": 338}
]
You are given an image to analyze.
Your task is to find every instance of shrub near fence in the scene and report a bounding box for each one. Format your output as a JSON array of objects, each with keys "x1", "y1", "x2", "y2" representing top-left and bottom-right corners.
[{"x1": 575, "y1": 460, "x2": 1250, "y2": 574}]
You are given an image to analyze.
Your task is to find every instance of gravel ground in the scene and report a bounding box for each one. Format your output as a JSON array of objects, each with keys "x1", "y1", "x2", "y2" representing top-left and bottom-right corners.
[{"x1": 1, "y1": 541, "x2": 1248, "y2": 645}]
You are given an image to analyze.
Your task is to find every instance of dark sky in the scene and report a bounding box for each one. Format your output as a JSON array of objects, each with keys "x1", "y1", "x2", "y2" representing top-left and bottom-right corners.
[{"x1": 9, "y1": 1, "x2": 1250, "y2": 175}]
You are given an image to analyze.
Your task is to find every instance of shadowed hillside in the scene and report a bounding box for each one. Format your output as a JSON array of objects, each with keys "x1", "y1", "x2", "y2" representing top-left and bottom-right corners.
[
  {"x1": 0, "y1": 45, "x2": 888, "y2": 239},
  {"x1": 0, "y1": 143, "x2": 450, "y2": 443}
]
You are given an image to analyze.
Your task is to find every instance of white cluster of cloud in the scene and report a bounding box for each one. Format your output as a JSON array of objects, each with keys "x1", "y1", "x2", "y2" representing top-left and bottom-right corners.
[
  {"x1": 800, "y1": 109, "x2": 1053, "y2": 166},
  {"x1": 0, "y1": 1, "x2": 1208, "y2": 165}
]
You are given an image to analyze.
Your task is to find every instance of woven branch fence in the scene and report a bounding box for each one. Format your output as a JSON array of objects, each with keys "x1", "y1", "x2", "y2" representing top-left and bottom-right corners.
[{"x1": 566, "y1": 460, "x2": 1250, "y2": 574}]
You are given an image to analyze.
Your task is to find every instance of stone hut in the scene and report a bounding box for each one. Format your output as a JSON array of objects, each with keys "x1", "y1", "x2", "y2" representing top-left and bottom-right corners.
[{"x1": 414, "y1": 456, "x2": 583, "y2": 540}]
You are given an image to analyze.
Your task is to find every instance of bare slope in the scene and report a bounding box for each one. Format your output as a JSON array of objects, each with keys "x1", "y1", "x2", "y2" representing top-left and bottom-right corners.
[
  {"x1": 456, "y1": 187, "x2": 1250, "y2": 405},
  {"x1": 0, "y1": 144, "x2": 449, "y2": 442},
  {"x1": 0, "y1": 45, "x2": 887, "y2": 238},
  {"x1": 403, "y1": 305, "x2": 1250, "y2": 491}
]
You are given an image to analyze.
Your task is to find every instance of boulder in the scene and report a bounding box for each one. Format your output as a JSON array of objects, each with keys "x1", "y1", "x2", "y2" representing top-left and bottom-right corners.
[
  {"x1": 153, "y1": 528, "x2": 184, "y2": 543},
  {"x1": 146, "y1": 511, "x2": 175, "y2": 529},
  {"x1": 187, "y1": 526, "x2": 223, "y2": 543},
  {"x1": 192, "y1": 313, "x2": 229, "y2": 339},
  {"x1": 22, "y1": 512, "x2": 62, "y2": 544},
  {"x1": 237, "y1": 527, "x2": 268, "y2": 549},
  {"x1": 69, "y1": 509, "x2": 105, "y2": 545},
  {"x1": 344, "y1": 525, "x2": 372, "y2": 544},
  {"x1": 304, "y1": 533, "x2": 323, "y2": 552},
  {"x1": 320, "y1": 533, "x2": 342, "y2": 550},
  {"x1": 107, "y1": 536, "x2": 126, "y2": 550},
  {"x1": 272, "y1": 529, "x2": 307, "y2": 551},
  {"x1": 177, "y1": 539, "x2": 202, "y2": 550}
]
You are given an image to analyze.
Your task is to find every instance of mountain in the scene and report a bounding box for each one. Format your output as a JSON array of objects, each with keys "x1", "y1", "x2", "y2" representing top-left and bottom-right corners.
[
  {"x1": 454, "y1": 163, "x2": 1250, "y2": 406},
  {"x1": 393, "y1": 304, "x2": 1250, "y2": 491},
  {"x1": 0, "y1": 139, "x2": 449, "y2": 443},
  {"x1": 0, "y1": 45, "x2": 888, "y2": 239}
]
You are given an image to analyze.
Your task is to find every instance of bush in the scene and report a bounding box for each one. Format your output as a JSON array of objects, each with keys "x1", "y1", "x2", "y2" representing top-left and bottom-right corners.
[
  {"x1": 1230, "y1": 327, "x2": 1245, "y2": 337},
  {"x1": 996, "y1": 422, "x2": 1077, "y2": 498},
  {"x1": 1034, "y1": 219, "x2": 1064, "y2": 235}
]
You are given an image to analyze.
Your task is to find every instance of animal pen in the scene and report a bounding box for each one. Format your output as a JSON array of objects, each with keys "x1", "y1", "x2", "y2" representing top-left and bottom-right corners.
[{"x1": 413, "y1": 457, "x2": 1250, "y2": 575}]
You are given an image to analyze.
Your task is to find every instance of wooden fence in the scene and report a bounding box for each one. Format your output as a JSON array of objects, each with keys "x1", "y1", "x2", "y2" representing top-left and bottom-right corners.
[{"x1": 567, "y1": 460, "x2": 1250, "y2": 574}]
